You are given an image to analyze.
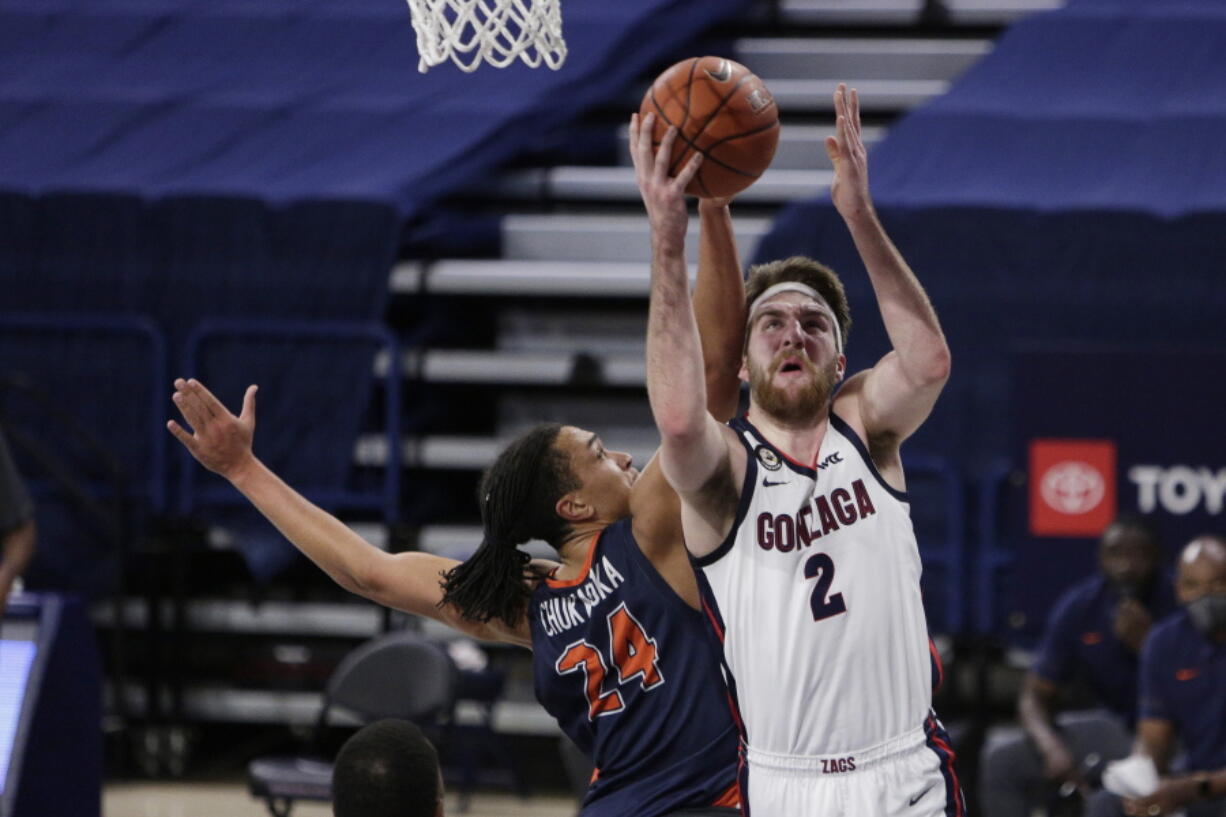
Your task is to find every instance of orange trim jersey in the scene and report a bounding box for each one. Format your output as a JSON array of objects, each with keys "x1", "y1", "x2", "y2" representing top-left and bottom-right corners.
[{"x1": 530, "y1": 517, "x2": 740, "y2": 817}]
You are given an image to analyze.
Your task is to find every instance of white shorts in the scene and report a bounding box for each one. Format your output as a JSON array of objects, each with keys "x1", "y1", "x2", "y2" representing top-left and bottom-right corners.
[{"x1": 741, "y1": 716, "x2": 967, "y2": 817}]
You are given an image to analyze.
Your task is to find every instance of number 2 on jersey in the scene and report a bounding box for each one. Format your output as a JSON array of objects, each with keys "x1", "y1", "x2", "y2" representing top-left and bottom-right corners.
[
  {"x1": 804, "y1": 552, "x2": 847, "y2": 621},
  {"x1": 555, "y1": 603, "x2": 664, "y2": 720}
]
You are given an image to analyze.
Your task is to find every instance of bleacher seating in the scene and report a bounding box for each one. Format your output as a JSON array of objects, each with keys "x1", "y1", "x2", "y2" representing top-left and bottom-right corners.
[
  {"x1": 0, "y1": 314, "x2": 166, "y2": 597},
  {"x1": 0, "y1": 0, "x2": 754, "y2": 209},
  {"x1": 1, "y1": 0, "x2": 759, "y2": 579},
  {"x1": 178, "y1": 318, "x2": 401, "y2": 578}
]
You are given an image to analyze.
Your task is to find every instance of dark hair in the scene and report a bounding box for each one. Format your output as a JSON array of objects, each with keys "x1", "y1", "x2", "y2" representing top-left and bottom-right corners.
[
  {"x1": 332, "y1": 719, "x2": 439, "y2": 817},
  {"x1": 744, "y1": 256, "x2": 852, "y2": 351},
  {"x1": 439, "y1": 423, "x2": 580, "y2": 628}
]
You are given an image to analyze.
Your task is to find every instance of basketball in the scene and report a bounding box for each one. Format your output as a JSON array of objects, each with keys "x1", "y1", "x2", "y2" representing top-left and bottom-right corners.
[{"x1": 638, "y1": 56, "x2": 780, "y2": 199}]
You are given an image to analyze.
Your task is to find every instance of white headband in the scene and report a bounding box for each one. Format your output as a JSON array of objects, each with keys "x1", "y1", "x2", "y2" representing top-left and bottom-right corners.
[{"x1": 747, "y1": 282, "x2": 843, "y2": 355}]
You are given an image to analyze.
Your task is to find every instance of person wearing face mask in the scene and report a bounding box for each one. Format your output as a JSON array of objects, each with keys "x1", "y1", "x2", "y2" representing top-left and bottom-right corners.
[
  {"x1": 1085, "y1": 534, "x2": 1226, "y2": 817},
  {"x1": 980, "y1": 515, "x2": 1176, "y2": 817}
]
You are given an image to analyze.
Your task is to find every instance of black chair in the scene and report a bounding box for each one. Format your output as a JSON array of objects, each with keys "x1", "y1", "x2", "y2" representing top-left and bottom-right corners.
[{"x1": 248, "y1": 630, "x2": 457, "y2": 817}]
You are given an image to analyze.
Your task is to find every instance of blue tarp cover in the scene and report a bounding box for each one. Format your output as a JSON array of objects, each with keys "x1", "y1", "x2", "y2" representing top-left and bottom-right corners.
[
  {"x1": 1, "y1": 0, "x2": 751, "y2": 580},
  {"x1": 757, "y1": 0, "x2": 1226, "y2": 474},
  {"x1": 0, "y1": 0, "x2": 749, "y2": 212}
]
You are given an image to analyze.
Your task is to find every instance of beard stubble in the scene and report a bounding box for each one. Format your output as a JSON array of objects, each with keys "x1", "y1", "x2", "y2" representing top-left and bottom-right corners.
[{"x1": 748, "y1": 351, "x2": 839, "y2": 426}]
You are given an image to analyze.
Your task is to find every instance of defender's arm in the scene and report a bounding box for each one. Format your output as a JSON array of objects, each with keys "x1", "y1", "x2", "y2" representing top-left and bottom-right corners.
[{"x1": 168, "y1": 379, "x2": 531, "y2": 647}]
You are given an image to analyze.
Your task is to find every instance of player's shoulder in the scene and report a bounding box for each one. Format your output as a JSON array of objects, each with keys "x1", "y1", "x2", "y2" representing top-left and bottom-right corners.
[
  {"x1": 722, "y1": 415, "x2": 755, "y2": 447},
  {"x1": 628, "y1": 456, "x2": 682, "y2": 551},
  {"x1": 601, "y1": 516, "x2": 637, "y2": 547},
  {"x1": 830, "y1": 374, "x2": 894, "y2": 456},
  {"x1": 593, "y1": 517, "x2": 658, "y2": 578},
  {"x1": 721, "y1": 419, "x2": 753, "y2": 469},
  {"x1": 830, "y1": 372, "x2": 867, "y2": 427}
]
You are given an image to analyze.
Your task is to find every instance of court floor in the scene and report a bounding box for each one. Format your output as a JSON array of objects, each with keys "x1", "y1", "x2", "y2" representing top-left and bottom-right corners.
[{"x1": 104, "y1": 780, "x2": 578, "y2": 817}]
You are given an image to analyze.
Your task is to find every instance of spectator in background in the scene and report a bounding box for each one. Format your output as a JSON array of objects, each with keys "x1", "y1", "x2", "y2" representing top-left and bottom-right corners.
[
  {"x1": 0, "y1": 424, "x2": 36, "y2": 610},
  {"x1": 1089, "y1": 534, "x2": 1226, "y2": 817},
  {"x1": 980, "y1": 515, "x2": 1175, "y2": 816},
  {"x1": 332, "y1": 719, "x2": 444, "y2": 817}
]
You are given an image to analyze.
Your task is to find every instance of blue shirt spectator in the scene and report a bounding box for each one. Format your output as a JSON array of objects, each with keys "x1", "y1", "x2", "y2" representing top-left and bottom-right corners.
[
  {"x1": 1085, "y1": 535, "x2": 1226, "y2": 817},
  {"x1": 1034, "y1": 572, "x2": 1177, "y2": 725},
  {"x1": 1138, "y1": 609, "x2": 1226, "y2": 771},
  {"x1": 980, "y1": 516, "x2": 1171, "y2": 817}
]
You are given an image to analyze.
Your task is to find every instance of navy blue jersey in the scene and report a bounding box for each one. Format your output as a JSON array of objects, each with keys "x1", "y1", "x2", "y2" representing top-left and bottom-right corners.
[
  {"x1": 529, "y1": 518, "x2": 740, "y2": 817},
  {"x1": 1138, "y1": 609, "x2": 1226, "y2": 770},
  {"x1": 1033, "y1": 573, "x2": 1176, "y2": 724}
]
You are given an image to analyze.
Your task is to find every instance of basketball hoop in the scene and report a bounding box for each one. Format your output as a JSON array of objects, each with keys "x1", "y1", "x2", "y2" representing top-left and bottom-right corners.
[{"x1": 406, "y1": 0, "x2": 567, "y2": 73}]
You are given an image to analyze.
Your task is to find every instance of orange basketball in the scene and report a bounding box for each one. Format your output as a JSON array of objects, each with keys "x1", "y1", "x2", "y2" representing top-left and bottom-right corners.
[{"x1": 639, "y1": 56, "x2": 780, "y2": 199}]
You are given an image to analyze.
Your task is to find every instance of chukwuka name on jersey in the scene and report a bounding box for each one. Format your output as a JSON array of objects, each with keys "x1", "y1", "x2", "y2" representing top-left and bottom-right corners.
[{"x1": 538, "y1": 555, "x2": 626, "y2": 637}]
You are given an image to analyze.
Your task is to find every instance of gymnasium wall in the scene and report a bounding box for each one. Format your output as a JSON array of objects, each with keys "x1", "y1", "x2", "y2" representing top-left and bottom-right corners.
[{"x1": 0, "y1": 0, "x2": 753, "y2": 582}]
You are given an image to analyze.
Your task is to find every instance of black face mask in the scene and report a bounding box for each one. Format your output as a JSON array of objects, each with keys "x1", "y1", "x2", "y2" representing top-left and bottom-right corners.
[
  {"x1": 1185, "y1": 593, "x2": 1226, "y2": 639},
  {"x1": 1109, "y1": 575, "x2": 1152, "y2": 601}
]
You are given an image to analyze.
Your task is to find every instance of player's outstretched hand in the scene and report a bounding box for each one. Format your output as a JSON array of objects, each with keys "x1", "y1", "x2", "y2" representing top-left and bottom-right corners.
[
  {"x1": 825, "y1": 83, "x2": 872, "y2": 221},
  {"x1": 630, "y1": 112, "x2": 703, "y2": 254},
  {"x1": 167, "y1": 378, "x2": 258, "y2": 481}
]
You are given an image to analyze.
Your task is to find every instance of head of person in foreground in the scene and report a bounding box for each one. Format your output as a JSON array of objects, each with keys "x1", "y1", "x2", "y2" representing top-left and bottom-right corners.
[{"x1": 332, "y1": 719, "x2": 444, "y2": 817}]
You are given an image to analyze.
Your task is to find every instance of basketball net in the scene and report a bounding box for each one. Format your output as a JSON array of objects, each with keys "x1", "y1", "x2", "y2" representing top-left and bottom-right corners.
[{"x1": 406, "y1": 0, "x2": 567, "y2": 72}]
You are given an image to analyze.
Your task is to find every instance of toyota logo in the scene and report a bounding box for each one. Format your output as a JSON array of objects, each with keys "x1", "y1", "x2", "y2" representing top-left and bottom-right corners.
[{"x1": 1040, "y1": 461, "x2": 1106, "y2": 515}]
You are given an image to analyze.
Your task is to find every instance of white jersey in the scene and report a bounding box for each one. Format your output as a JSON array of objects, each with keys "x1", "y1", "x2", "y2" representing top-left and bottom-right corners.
[{"x1": 695, "y1": 413, "x2": 934, "y2": 757}]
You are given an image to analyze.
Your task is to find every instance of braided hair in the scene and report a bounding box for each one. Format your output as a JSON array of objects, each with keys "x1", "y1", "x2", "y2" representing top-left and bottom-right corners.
[{"x1": 439, "y1": 423, "x2": 580, "y2": 628}]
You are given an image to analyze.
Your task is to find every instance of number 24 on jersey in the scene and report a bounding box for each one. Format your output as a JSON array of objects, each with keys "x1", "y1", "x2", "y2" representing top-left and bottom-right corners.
[{"x1": 555, "y1": 603, "x2": 664, "y2": 719}]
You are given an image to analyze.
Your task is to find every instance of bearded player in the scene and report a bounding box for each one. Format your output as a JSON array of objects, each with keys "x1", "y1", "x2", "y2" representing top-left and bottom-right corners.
[{"x1": 635, "y1": 84, "x2": 965, "y2": 815}]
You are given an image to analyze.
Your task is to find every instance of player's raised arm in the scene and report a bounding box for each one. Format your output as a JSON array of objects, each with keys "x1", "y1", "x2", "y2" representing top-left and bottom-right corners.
[
  {"x1": 166, "y1": 378, "x2": 531, "y2": 647},
  {"x1": 623, "y1": 127, "x2": 744, "y2": 589},
  {"x1": 631, "y1": 114, "x2": 741, "y2": 552},
  {"x1": 826, "y1": 84, "x2": 950, "y2": 448}
]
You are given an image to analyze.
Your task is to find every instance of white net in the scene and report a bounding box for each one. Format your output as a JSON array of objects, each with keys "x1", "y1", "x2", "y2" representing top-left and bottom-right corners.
[{"x1": 407, "y1": 0, "x2": 567, "y2": 73}]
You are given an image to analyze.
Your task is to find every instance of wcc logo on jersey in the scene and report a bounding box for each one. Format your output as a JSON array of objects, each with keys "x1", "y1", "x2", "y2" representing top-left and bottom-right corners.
[{"x1": 1029, "y1": 439, "x2": 1116, "y2": 537}]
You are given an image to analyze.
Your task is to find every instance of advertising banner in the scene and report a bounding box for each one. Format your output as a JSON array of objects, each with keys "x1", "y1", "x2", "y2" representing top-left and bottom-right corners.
[{"x1": 1008, "y1": 345, "x2": 1226, "y2": 637}]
